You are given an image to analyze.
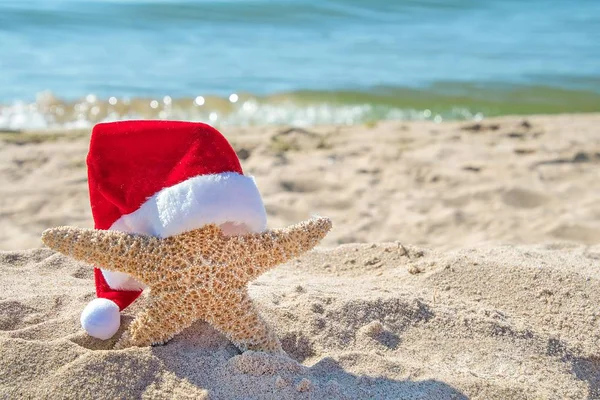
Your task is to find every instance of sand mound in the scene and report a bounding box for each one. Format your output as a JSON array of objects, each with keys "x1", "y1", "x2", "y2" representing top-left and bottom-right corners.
[{"x1": 1, "y1": 243, "x2": 598, "y2": 399}]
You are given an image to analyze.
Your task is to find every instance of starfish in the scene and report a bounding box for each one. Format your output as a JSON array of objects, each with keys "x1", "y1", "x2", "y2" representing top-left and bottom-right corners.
[{"x1": 41, "y1": 217, "x2": 331, "y2": 353}]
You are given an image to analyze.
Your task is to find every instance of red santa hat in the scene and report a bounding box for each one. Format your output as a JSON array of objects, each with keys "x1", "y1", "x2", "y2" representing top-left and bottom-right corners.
[{"x1": 80, "y1": 120, "x2": 266, "y2": 340}]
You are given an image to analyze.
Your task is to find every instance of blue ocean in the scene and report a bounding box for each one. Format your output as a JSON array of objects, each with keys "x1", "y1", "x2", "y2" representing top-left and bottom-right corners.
[{"x1": 0, "y1": 0, "x2": 599, "y2": 129}]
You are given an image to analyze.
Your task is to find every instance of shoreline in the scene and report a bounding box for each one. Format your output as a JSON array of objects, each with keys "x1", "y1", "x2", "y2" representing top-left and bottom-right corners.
[{"x1": 2, "y1": 86, "x2": 600, "y2": 132}]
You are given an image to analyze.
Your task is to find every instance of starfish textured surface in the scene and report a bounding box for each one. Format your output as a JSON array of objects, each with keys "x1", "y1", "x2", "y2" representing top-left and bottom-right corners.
[{"x1": 41, "y1": 217, "x2": 332, "y2": 353}]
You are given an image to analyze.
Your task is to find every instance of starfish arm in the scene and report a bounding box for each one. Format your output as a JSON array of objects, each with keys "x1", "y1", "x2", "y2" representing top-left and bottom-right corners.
[
  {"x1": 114, "y1": 292, "x2": 199, "y2": 349},
  {"x1": 41, "y1": 226, "x2": 168, "y2": 283},
  {"x1": 227, "y1": 217, "x2": 332, "y2": 280},
  {"x1": 202, "y1": 289, "x2": 283, "y2": 354}
]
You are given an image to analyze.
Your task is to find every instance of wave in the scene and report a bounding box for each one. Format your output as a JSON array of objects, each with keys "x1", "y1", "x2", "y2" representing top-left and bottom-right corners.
[{"x1": 2, "y1": 84, "x2": 599, "y2": 131}]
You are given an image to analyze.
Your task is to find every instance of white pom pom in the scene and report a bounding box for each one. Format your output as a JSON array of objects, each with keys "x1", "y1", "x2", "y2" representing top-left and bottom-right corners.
[{"x1": 80, "y1": 298, "x2": 121, "y2": 340}]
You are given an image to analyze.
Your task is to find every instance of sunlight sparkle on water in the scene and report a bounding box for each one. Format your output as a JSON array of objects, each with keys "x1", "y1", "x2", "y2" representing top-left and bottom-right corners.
[{"x1": 194, "y1": 96, "x2": 205, "y2": 106}]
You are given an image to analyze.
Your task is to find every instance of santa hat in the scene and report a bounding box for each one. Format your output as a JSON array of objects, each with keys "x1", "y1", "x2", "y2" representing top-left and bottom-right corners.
[{"x1": 81, "y1": 120, "x2": 267, "y2": 340}]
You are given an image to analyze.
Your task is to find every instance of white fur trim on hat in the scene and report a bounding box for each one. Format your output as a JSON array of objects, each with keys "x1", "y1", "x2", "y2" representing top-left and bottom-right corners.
[
  {"x1": 80, "y1": 298, "x2": 121, "y2": 340},
  {"x1": 101, "y1": 171, "x2": 266, "y2": 291}
]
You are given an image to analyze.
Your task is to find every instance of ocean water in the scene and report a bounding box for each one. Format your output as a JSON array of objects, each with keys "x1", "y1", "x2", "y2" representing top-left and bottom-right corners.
[{"x1": 0, "y1": 0, "x2": 599, "y2": 130}]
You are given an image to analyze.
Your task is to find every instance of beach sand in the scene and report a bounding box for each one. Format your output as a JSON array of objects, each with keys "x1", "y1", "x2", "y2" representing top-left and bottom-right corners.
[{"x1": 1, "y1": 114, "x2": 599, "y2": 399}]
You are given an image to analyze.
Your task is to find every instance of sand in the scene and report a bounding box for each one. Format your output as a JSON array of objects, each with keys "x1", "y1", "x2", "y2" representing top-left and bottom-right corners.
[
  {"x1": 1, "y1": 114, "x2": 599, "y2": 399},
  {"x1": 2, "y1": 114, "x2": 600, "y2": 251}
]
